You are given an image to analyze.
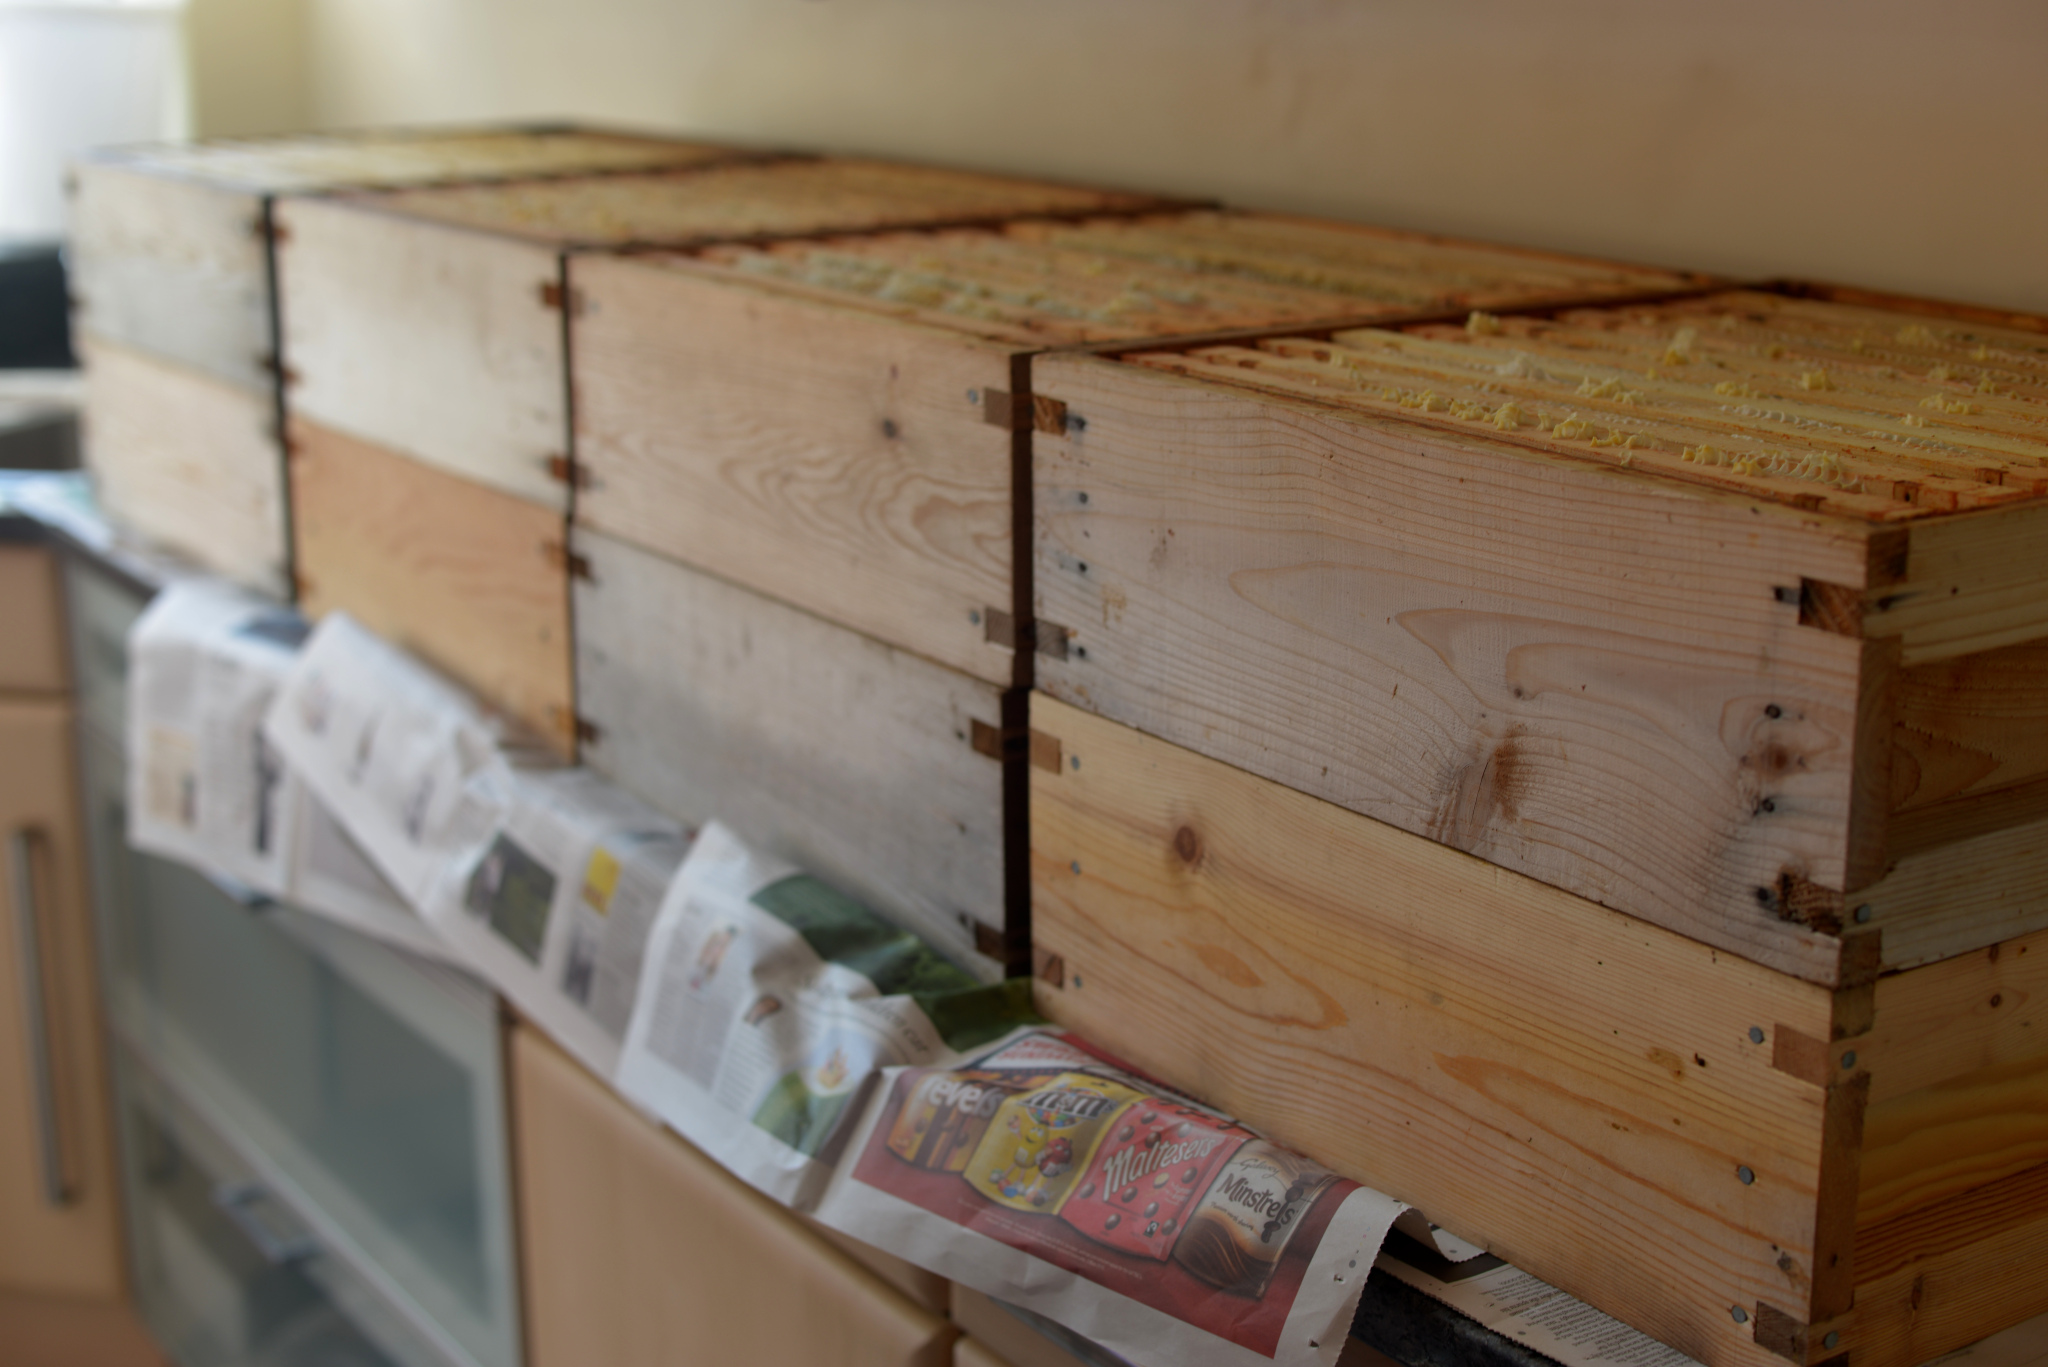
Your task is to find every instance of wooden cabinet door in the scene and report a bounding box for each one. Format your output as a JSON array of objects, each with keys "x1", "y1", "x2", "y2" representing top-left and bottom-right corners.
[
  {"x1": 0, "y1": 699, "x2": 125, "y2": 1298},
  {"x1": 512, "y1": 1025, "x2": 957, "y2": 1367}
]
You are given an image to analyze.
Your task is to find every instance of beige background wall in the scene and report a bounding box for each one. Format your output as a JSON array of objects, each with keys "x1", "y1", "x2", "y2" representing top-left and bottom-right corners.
[{"x1": 187, "y1": 0, "x2": 2048, "y2": 314}]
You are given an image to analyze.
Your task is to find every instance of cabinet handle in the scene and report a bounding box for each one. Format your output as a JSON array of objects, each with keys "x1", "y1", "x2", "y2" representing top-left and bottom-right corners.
[{"x1": 8, "y1": 828, "x2": 75, "y2": 1207}]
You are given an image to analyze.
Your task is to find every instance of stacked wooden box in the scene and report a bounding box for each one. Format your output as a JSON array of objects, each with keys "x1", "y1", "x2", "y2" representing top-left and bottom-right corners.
[
  {"x1": 1026, "y1": 288, "x2": 2048, "y2": 1367},
  {"x1": 66, "y1": 125, "x2": 741, "y2": 596}
]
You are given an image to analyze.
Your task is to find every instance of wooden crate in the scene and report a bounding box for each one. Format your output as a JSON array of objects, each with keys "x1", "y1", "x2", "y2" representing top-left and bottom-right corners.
[
  {"x1": 272, "y1": 160, "x2": 1175, "y2": 516},
  {"x1": 1029, "y1": 693, "x2": 2048, "y2": 1367},
  {"x1": 287, "y1": 418, "x2": 575, "y2": 755},
  {"x1": 1033, "y1": 287, "x2": 2048, "y2": 988},
  {"x1": 68, "y1": 125, "x2": 737, "y2": 594},
  {"x1": 79, "y1": 337, "x2": 289, "y2": 595},
  {"x1": 511, "y1": 1024, "x2": 957, "y2": 1367},
  {"x1": 571, "y1": 212, "x2": 1697, "y2": 685},
  {"x1": 69, "y1": 125, "x2": 736, "y2": 392},
  {"x1": 573, "y1": 531, "x2": 1019, "y2": 977}
]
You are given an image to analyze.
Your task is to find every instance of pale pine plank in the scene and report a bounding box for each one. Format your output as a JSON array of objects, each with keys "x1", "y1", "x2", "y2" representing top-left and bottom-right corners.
[
  {"x1": 1872, "y1": 501, "x2": 2048, "y2": 663},
  {"x1": 290, "y1": 419, "x2": 575, "y2": 756},
  {"x1": 1029, "y1": 695, "x2": 1838, "y2": 1367},
  {"x1": 1866, "y1": 931, "x2": 2048, "y2": 1104},
  {"x1": 276, "y1": 197, "x2": 568, "y2": 508},
  {"x1": 79, "y1": 337, "x2": 287, "y2": 596},
  {"x1": 573, "y1": 256, "x2": 1019, "y2": 685},
  {"x1": 1856, "y1": 812, "x2": 2048, "y2": 972},
  {"x1": 573, "y1": 532, "x2": 1007, "y2": 978},
  {"x1": 1858, "y1": 1055, "x2": 2048, "y2": 1226},
  {"x1": 69, "y1": 165, "x2": 272, "y2": 393},
  {"x1": 1033, "y1": 351, "x2": 1871, "y2": 985},
  {"x1": 1894, "y1": 639, "x2": 2048, "y2": 812}
]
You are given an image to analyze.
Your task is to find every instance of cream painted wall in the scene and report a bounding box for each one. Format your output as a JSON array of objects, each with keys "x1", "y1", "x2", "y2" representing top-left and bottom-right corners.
[
  {"x1": 187, "y1": 0, "x2": 311, "y2": 138},
  {"x1": 291, "y1": 0, "x2": 2048, "y2": 313}
]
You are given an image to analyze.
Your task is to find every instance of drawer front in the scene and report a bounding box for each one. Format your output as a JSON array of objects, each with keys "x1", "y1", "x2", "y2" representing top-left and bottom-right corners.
[
  {"x1": 0, "y1": 543, "x2": 66, "y2": 694},
  {"x1": 513, "y1": 1026, "x2": 957, "y2": 1367},
  {"x1": 62, "y1": 553, "x2": 149, "y2": 749}
]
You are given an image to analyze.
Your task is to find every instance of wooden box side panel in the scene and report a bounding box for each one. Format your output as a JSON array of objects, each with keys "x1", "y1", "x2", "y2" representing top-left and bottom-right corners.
[
  {"x1": 276, "y1": 198, "x2": 567, "y2": 508},
  {"x1": 1849, "y1": 1162, "x2": 2048, "y2": 1367},
  {"x1": 1893, "y1": 639, "x2": 2048, "y2": 820},
  {"x1": 1028, "y1": 696, "x2": 1842, "y2": 1367},
  {"x1": 290, "y1": 420, "x2": 574, "y2": 756},
  {"x1": 573, "y1": 257, "x2": 1018, "y2": 685},
  {"x1": 1858, "y1": 811, "x2": 2048, "y2": 973},
  {"x1": 512, "y1": 1026, "x2": 956, "y2": 1367},
  {"x1": 574, "y1": 532, "x2": 1007, "y2": 979},
  {"x1": 69, "y1": 164, "x2": 271, "y2": 392},
  {"x1": 80, "y1": 337, "x2": 287, "y2": 597},
  {"x1": 1867, "y1": 930, "x2": 2048, "y2": 1103},
  {"x1": 1032, "y1": 352, "x2": 1870, "y2": 985}
]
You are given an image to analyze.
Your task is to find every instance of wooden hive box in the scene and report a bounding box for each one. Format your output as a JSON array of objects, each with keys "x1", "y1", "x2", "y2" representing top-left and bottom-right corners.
[
  {"x1": 1033, "y1": 286, "x2": 2048, "y2": 989},
  {"x1": 574, "y1": 531, "x2": 1017, "y2": 978},
  {"x1": 1028, "y1": 693, "x2": 2048, "y2": 1367},
  {"x1": 67, "y1": 124, "x2": 737, "y2": 592},
  {"x1": 571, "y1": 211, "x2": 1699, "y2": 686},
  {"x1": 274, "y1": 160, "x2": 1180, "y2": 752}
]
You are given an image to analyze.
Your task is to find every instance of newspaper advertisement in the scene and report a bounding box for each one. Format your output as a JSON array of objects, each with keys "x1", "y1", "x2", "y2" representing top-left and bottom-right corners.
[
  {"x1": 127, "y1": 580, "x2": 306, "y2": 898},
  {"x1": 1374, "y1": 1230, "x2": 1701, "y2": 1367},
  {"x1": 616, "y1": 821, "x2": 1033, "y2": 1206},
  {"x1": 814, "y1": 1030, "x2": 1403, "y2": 1367},
  {"x1": 428, "y1": 767, "x2": 694, "y2": 1078},
  {"x1": 261, "y1": 612, "x2": 512, "y2": 911}
]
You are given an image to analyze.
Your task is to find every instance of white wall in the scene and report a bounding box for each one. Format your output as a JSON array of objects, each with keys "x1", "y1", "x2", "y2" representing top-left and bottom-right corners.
[{"x1": 287, "y1": 0, "x2": 2048, "y2": 313}]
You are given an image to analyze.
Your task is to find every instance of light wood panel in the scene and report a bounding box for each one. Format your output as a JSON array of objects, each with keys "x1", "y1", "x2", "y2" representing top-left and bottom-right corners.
[
  {"x1": 1893, "y1": 640, "x2": 2048, "y2": 814},
  {"x1": 1032, "y1": 350, "x2": 1871, "y2": 986},
  {"x1": 574, "y1": 531, "x2": 1009, "y2": 978},
  {"x1": 1867, "y1": 931, "x2": 2048, "y2": 1104},
  {"x1": 80, "y1": 338, "x2": 287, "y2": 597},
  {"x1": 512, "y1": 1025, "x2": 956, "y2": 1367},
  {"x1": 69, "y1": 166, "x2": 271, "y2": 393},
  {"x1": 0, "y1": 1291, "x2": 166, "y2": 1367},
  {"x1": 290, "y1": 419, "x2": 575, "y2": 756},
  {"x1": 1028, "y1": 695, "x2": 1844, "y2": 1367},
  {"x1": 1858, "y1": 1055, "x2": 2048, "y2": 1227},
  {"x1": 1854, "y1": 810, "x2": 2048, "y2": 973},
  {"x1": 0, "y1": 545, "x2": 66, "y2": 696},
  {"x1": 0, "y1": 702, "x2": 126, "y2": 1300},
  {"x1": 1871, "y1": 501, "x2": 2048, "y2": 664},
  {"x1": 276, "y1": 197, "x2": 568, "y2": 508},
  {"x1": 574, "y1": 256, "x2": 1019, "y2": 685},
  {"x1": 1847, "y1": 1163, "x2": 2048, "y2": 1367}
]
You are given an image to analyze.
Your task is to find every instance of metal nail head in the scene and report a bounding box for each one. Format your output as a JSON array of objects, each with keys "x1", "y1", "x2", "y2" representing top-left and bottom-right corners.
[
  {"x1": 1737, "y1": 1165, "x2": 1756, "y2": 1185},
  {"x1": 1748, "y1": 1026, "x2": 1765, "y2": 1045},
  {"x1": 1731, "y1": 1307, "x2": 1749, "y2": 1325}
]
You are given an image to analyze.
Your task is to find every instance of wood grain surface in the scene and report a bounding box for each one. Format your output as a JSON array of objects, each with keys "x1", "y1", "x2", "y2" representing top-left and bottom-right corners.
[
  {"x1": 277, "y1": 197, "x2": 568, "y2": 508},
  {"x1": 1032, "y1": 350, "x2": 1873, "y2": 984},
  {"x1": 290, "y1": 419, "x2": 575, "y2": 755},
  {"x1": 574, "y1": 531, "x2": 1008, "y2": 978},
  {"x1": 69, "y1": 165, "x2": 272, "y2": 393},
  {"x1": 80, "y1": 337, "x2": 287, "y2": 596},
  {"x1": 574, "y1": 256, "x2": 1019, "y2": 684},
  {"x1": 1028, "y1": 695, "x2": 1844, "y2": 1367}
]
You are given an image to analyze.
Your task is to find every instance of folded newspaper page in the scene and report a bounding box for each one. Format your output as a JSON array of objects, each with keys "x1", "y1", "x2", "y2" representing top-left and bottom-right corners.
[
  {"x1": 290, "y1": 790, "x2": 455, "y2": 962},
  {"x1": 128, "y1": 580, "x2": 307, "y2": 897},
  {"x1": 617, "y1": 821, "x2": 1032, "y2": 1205},
  {"x1": 428, "y1": 767, "x2": 694, "y2": 1078},
  {"x1": 262, "y1": 612, "x2": 513, "y2": 911}
]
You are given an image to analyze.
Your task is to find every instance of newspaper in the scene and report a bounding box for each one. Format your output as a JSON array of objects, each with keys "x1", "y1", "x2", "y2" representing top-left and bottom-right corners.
[
  {"x1": 616, "y1": 821, "x2": 1030, "y2": 1205},
  {"x1": 1374, "y1": 1232, "x2": 1701, "y2": 1367},
  {"x1": 261, "y1": 612, "x2": 514, "y2": 911},
  {"x1": 427, "y1": 767, "x2": 694, "y2": 1078},
  {"x1": 815, "y1": 1031, "x2": 1402, "y2": 1367},
  {"x1": 289, "y1": 790, "x2": 454, "y2": 963},
  {"x1": 127, "y1": 580, "x2": 307, "y2": 897}
]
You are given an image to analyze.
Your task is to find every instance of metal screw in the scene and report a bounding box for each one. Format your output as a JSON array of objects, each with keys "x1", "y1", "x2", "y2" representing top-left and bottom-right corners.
[
  {"x1": 1748, "y1": 1026, "x2": 1765, "y2": 1045},
  {"x1": 1840, "y1": 1051, "x2": 1858, "y2": 1070},
  {"x1": 1070, "y1": 861, "x2": 1081, "y2": 875},
  {"x1": 1731, "y1": 1307, "x2": 1749, "y2": 1325},
  {"x1": 1737, "y1": 1165, "x2": 1756, "y2": 1185},
  {"x1": 1072, "y1": 974, "x2": 1084, "y2": 988},
  {"x1": 969, "y1": 609, "x2": 982, "y2": 625},
  {"x1": 1854, "y1": 904, "x2": 1874, "y2": 924},
  {"x1": 1078, "y1": 491, "x2": 1089, "y2": 504},
  {"x1": 1823, "y1": 1332, "x2": 1840, "y2": 1350},
  {"x1": 967, "y1": 389, "x2": 980, "y2": 403},
  {"x1": 1070, "y1": 755, "x2": 1080, "y2": 770}
]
